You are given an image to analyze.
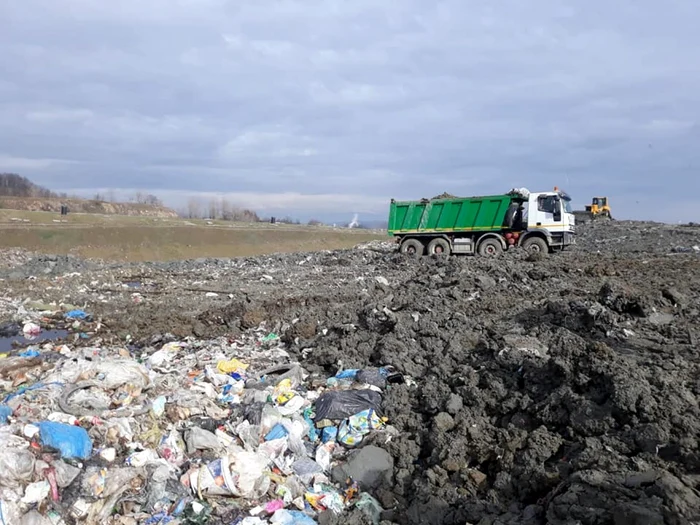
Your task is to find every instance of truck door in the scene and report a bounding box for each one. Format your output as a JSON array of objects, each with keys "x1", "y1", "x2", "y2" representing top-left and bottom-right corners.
[{"x1": 532, "y1": 195, "x2": 560, "y2": 227}]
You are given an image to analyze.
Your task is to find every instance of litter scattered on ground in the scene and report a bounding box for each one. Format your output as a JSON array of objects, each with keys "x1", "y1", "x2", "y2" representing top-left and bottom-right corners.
[{"x1": 0, "y1": 303, "x2": 403, "y2": 524}]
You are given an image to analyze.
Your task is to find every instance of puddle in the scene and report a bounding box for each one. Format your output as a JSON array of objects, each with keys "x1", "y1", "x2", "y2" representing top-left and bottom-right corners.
[
  {"x1": 0, "y1": 330, "x2": 69, "y2": 353},
  {"x1": 124, "y1": 281, "x2": 142, "y2": 288}
]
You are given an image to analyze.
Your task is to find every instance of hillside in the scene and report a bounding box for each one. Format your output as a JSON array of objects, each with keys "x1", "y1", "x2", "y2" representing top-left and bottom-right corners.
[
  {"x1": 0, "y1": 173, "x2": 177, "y2": 217},
  {"x1": 0, "y1": 196, "x2": 178, "y2": 217}
]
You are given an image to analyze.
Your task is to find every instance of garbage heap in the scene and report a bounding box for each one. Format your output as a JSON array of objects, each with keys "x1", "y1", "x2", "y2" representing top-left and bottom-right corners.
[{"x1": 0, "y1": 311, "x2": 405, "y2": 524}]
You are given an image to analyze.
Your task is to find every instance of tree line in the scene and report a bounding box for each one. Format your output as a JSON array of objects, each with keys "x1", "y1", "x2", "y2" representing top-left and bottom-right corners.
[{"x1": 0, "y1": 173, "x2": 61, "y2": 198}]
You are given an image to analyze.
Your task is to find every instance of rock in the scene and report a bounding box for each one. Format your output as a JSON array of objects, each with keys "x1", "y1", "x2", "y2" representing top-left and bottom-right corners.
[
  {"x1": 433, "y1": 412, "x2": 456, "y2": 432},
  {"x1": 647, "y1": 312, "x2": 674, "y2": 326},
  {"x1": 624, "y1": 471, "x2": 660, "y2": 488},
  {"x1": 468, "y1": 469, "x2": 487, "y2": 486},
  {"x1": 331, "y1": 446, "x2": 393, "y2": 490},
  {"x1": 475, "y1": 275, "x2": 496, "y2": 290},
  {"x1": 662, "y1": 287, "x2": 687, "y2": 307},
  {"x1": 445, "y1": 394, "x2": 463, "y2": 415},
  {"x1": 613, "y1": 504, "x2": 664, "y2": 525}
]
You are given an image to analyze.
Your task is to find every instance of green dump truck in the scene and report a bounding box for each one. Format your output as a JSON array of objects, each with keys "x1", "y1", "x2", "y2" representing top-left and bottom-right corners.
[{"x1": 388, "y1": 188, "x2": 575, "y2": 256}]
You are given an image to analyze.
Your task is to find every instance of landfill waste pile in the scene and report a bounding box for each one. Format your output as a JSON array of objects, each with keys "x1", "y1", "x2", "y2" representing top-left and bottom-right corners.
[{"x1": 0, "y1": 219, "x2": 699, "y2": 524}]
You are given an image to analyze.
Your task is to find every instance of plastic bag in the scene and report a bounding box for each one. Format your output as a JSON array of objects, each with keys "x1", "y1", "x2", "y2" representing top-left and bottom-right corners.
[
  {"x1": 65, "y1": 310, "x2": 89, "y2": 320},
  {"x1": 21, "y1": 481, "x2": 50, "y2": 504},
  {"x1": 0, "y1": 405, "x2": 11, "y2": 424},
  {"x1": 322, "y1": 427, "x2": 338, "y2": 443},
  {"x1": 270, "y1": 509, "x2": 317, "y2": 525},
  {"x1": 355, "y1": 366, "x2": 401, "y2": 389},
  {"x1": 53, "y1": 460, "x2": 81, "y2": 488},
  {"x1": 277, "y1": 394, "x2": 305, "y2": 416},
  {"x1": 292, "y1": 458, "x2": 323, "y2": 484},
  {"x1": 46, "y1": 358, "x2": 151, "y2": 390},
  {"x1": 315, "y1": 442, "x2": 335, "y2": 472},
  {"x1": 18, "y1": 509, "x2": 52, "y2": 525},
  {"x1": 23, "y1": 323, "x2": 41, "y2": 336},
  {"x1": 86, "y1": 468, "x2": 143, "y2": 523},
  {"x1": 314, "y1": 390, "x2": 382, "y2": 422},
  {"x1": 216, "y1": 358, "x2": 248, "y2": 375},
  {"x1": 36, "y1": 421, "x2": 93, "y2": 459},
  {"x1": 185, "y1": 427, "x2": 223, "y2": 454},
  {"x1": 355, "y1": 493, "x2": 383, "y2": 524},
  {"x1": 337, "y1": 409, "x2": 385, "y2": 447},
  {"x1": 126, "y1": 449, "x2": 160, "y2": 467},
  {"x1": 265, "y1": 423, "x2": 289, "y2": 441},
  {"x1": 334, "y1": 369, "x2": 359, "y2": 380},
  {"x1": 148, "y1": 349, "x2": 175, "y2": 367},
  {"x1": 158, "y1": 429, "x2": 186, "y2": 466},
  {"x1": 190, "y1": 451, "x2": 270, "y2": 499},
  {"x1": 0, "y1": 449, "x2": 35, "y2": 488},
  {"x1": 236, "y1": 420, "x2": 261, "y2": 451},
  {"x1": 261, "y1": 405, "x2": 283, "y2": 435}
]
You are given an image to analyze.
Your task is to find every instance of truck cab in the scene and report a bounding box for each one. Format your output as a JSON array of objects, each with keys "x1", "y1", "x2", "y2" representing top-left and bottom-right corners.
[{"x1": 524, "y1": 190, "x2": 575, "y2": 250}]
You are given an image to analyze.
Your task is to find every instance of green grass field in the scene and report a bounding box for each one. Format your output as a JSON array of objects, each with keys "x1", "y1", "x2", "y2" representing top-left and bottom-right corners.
[{"x1": 0, "y1": 209, "x2": 386, "y2": 261}]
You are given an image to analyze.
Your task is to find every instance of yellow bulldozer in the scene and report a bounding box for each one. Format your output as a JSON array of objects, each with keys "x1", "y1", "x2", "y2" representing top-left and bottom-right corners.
[{"x1": 574, "y1": 196, "x2": 613, "y2": 222}]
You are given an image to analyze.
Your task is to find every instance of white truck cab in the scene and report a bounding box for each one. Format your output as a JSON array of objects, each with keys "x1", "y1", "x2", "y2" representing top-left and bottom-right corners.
[{"x1": 523, "y1": 189, "x2": 575, "y2": 250}]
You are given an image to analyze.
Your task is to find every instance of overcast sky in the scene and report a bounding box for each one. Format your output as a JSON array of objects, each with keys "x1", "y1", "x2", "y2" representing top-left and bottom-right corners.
[{"x1": 1, "y1": 0, "x2": 699, "y2": 223}]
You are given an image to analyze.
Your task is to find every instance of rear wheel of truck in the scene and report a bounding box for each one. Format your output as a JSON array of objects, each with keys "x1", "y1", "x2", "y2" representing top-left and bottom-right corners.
[
  {"x1": 400, "y1": 238, "x2": 424, "y2": 256},
  {"x1": 427, "y1": 238, "x2": 451, "y2": 256},
  {"x1": 521, "y1": 236, "x2": 548, "y2": 254},
  {"x1": 477, "y1": 238, "x2": 503, "y2": 257}
]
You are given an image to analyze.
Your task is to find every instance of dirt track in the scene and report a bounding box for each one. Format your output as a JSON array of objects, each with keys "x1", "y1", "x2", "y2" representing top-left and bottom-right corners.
[{"x1": 1, "y1": 219, "x2": 699, "y2": 524}]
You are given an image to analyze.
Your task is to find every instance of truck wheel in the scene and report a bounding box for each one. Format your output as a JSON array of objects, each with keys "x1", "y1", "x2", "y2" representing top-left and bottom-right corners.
[
  {"x1": 427, "y1": 238, "x2": 451, "y2": 256},
  {"x1": 522, "y1": 236, "x2": 548, "y2": 254},
  {"x1": 477, "y1": 238, "x2": 503, "y2": 256},
  {"x1": 400, "y1": 238, "x2": 424, "y2": 256}
]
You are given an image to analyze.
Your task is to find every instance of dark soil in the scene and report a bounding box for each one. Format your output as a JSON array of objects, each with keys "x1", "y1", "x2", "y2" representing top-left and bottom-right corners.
[{"x1": 1, "y1": 220, "x2": 699, "y2": 524}]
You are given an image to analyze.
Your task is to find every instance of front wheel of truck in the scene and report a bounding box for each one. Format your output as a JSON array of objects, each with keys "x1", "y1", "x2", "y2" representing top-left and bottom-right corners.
[
  {"x1": 521, "y1": 236, "x2": 548, "y2": 254},
  {"x1": 477, "y1": 238, "x2": 503, "y2": 257},
  {"x1": 400, "y1": 238, "x2": 424, "y2": 256}
]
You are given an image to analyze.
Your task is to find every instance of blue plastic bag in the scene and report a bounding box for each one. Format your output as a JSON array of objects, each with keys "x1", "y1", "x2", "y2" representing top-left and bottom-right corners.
[
  {"x1": 0, "y1": 405, "x2": 12, "y2": 424},
  {"x1": 65, "y1": 310, "x2": 88, "y2": 320},
  {"x1": 19, "y1": 349, "x2": 40, "y2": 358},
  {"x1": 271, "y1": 510, "x2": 317, "y2": 524},
  {"x1": 303, "y1": 408, "x2": 319, "y2": 443},
  {"x1": 265, "y1": 423, "x2": 289, "y2": 441},
  {"x1": 334, "y1": 369, "x2": 359, "y2": 380},
  {"x1": 322, "y1": 426, "x2": 338, "y2": 443},
  {"x1": 36, "y1": 421, "x2": 93, "y2": 459}
]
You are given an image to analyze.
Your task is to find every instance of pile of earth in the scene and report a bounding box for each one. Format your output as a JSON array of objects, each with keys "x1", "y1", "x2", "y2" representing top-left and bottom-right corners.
[
  {"x1": 194, "y1": 223, "x2": 700, "y2": 524},
  {"x1": 0, "y1": 220, "x2": 699, "y2": 524}
]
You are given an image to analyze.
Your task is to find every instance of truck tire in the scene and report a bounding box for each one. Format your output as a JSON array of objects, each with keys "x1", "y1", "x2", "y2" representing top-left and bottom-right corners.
[
  {"x1": 477, "y1": 238, "x2": 503, "y2": 256},
  {"x1": 522, "y1": 236, "x2": 548, "y2": 254},
  {"x1": 427, "y1": 238, "x2": 451, "y2": 255},
  {"x1": 400, "y1": 238, "x2": 424, "y2": 256}
]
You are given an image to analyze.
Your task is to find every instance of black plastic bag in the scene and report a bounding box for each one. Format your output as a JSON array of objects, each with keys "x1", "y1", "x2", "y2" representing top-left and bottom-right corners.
[
  {"x1": 356, "y1": 366, "x2": 404, "y2": 389},
  {"x1": 314, "y1": 390, "x2": 382, "y2": 422}
]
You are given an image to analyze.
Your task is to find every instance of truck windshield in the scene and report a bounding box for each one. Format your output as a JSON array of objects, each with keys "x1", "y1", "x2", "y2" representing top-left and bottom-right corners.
[{"x1": 562, "y1": 199, "x2": 573, "y2": 213}]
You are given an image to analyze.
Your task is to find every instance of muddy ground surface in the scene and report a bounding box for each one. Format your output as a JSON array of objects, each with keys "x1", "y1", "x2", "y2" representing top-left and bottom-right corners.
[{"x1": 1, "y1": 219, "x2": 700, "y2": 524}]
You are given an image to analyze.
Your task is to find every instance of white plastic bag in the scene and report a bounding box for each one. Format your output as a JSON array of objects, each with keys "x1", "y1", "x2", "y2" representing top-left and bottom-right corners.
[{"x1": 0, "y1": 449, "x2": 35, "y2": 489}]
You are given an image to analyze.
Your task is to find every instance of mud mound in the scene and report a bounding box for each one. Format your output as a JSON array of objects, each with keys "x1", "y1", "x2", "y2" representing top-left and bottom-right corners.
[{"x1": 192, "y1": 247, "x2": 700, "y2": 524}]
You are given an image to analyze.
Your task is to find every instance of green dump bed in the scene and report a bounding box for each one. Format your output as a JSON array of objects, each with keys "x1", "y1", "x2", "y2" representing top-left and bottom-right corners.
[{"x1": 388, "y1": 194, "x2": 516, "y2": 234}]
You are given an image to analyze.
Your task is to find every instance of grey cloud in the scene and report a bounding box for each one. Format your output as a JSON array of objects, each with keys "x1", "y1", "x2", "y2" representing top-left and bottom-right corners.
[{"x1": 1, "y1": 0, "x2": 699, "y2": 222}]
